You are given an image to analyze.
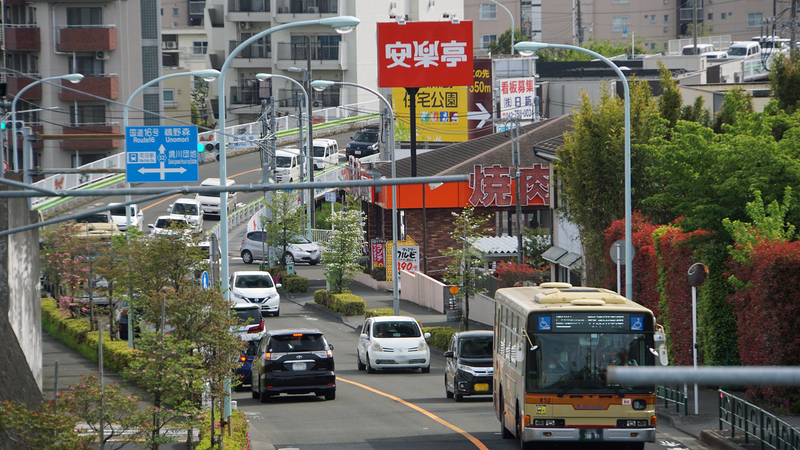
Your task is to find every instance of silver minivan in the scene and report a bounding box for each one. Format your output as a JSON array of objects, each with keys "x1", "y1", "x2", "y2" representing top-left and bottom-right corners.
[{"x1": 239, "y1": 230, "x2": 321, "y2": 265}]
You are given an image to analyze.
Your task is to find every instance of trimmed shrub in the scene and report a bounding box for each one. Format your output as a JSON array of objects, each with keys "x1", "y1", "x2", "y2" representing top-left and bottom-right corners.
[
  {"x1": 196, "y1": 409, "x2": 250, "y2": 450},
  {"x1": 365, "y1": 308, "x2": 393, "y2": 319},
  {"x1": 280, "y1": 275, "x2": 308, "y2": 293},
  {"x1": 423, "y1": 326, "x2": 457, "y2": 351},
  {"x1": 314, "y1": 290, "x2": 365, "y2": 316}
]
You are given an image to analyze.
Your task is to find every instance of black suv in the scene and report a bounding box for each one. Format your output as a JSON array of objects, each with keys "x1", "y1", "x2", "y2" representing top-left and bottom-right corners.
[
  {"x1": 251, "y1": 329, "x2": 336, "y2": 402},
  {"x1": 443, "y1": 330, "x2": 494, "y2": 401},
  {"x1": 345, "y1": 126, "x2": 380, "y2": 158}
]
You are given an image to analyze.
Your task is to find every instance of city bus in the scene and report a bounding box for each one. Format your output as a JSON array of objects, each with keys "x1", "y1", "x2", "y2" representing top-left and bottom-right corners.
[{"x1": 494, "y1": 282, "x2": 667, "y2": 450}]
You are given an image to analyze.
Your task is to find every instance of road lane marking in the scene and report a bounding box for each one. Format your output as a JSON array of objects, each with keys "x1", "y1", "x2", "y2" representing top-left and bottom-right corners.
[
  {"x1": 338, "y1": 377, "x2": 489, "y2": 450},
  {"x1": 141, "y1": 167, "x2": 263, "y2": 211}
]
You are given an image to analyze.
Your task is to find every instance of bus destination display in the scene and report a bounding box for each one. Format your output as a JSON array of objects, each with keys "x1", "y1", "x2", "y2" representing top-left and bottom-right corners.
[{"x1": 551, "y1": 313, "x2": 628, "y2": 332}]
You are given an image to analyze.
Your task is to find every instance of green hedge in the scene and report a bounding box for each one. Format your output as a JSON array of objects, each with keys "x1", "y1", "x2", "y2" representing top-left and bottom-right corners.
[
  {"x1": 313, "y1": 289, "x2": 366, "y2": 316},
  {"x1": 365, "y1": 308, "x2": 394, "y2": 319},
  {"x1": 41, "y1": 298, "x2": 139, "y2": 374},
  {"x1": 422, "y1": 327, "x2": 457, "y2": 351},
  {"x1": 281, "y1": 275, "x2": 308, "y2": 293},
  {"x1": 196, "y1": 409, "x2": 250, "y2": 450}
]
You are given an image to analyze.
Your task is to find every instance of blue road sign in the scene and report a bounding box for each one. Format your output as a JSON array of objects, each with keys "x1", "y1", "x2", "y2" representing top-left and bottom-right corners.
[
  {"x1": 126, "y1": 126, "x2": 199, "y2": 183},
  {"x1": 325, "y1": 192, "x2": 337, "y2": 202},
  {"x1": 201, "y1": 271, "x2": 210, "y2": 289}
]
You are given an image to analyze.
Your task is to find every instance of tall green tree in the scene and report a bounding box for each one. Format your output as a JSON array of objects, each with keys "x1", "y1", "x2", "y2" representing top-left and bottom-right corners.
[
  {"x1": 556, "y1": 80, "x2": 664, "y2": 284},
  {"x1": 712, "y1": 87, "x2": 754, "y2": 133},
  {"x1": 657, "y1": 61, "x2": 683, "y2": 133},
  {"x1": 263, "y1": 190, "x2": 305, "y2": 269},
  {"x1": 535, "y1": 38, "x2": 649, "y2": 62},
  {"x1": 486, "y1": 28, "x2": 529, "y2": 55},
  {"x1": 769, "y1": 49, "x2": 800, "y2": 114},
  {"x1": 440, "y1": 207, "x2": 490, "y2": 331},
  {"x1": 322, "y1": 209, "x2": 366, "y2": 293}
]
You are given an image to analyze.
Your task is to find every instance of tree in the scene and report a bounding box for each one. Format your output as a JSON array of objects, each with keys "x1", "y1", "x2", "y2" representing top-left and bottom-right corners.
[
  {"x1": 191, "y1": 79, "x2": 212, "y2": 131},
  {"x1": 712, "y1": 87, "x2": 754, "y2": 133},
  {"x1": 486, "y1": 28, "x2": 529, "y2": 55},
  {"x1": 0, "y1": 399, "x2": 91, "y2": 449},
  {"x1": 263, "y1": 190, "x2": 305, "y2": 269},
  {"x1": 322, "y1": 208, "x2": 366, "y2": 293},
  {"x1": 521, "y1": 227, "x2": 550, "y2": 269},
  {"x1": 535, "y1": 38, "x2": 649, "y2": 62},
  {"x1": 440, "y1": 207, "x2": 490, "y2": 331},
  {"x1": 657, "y1": 60, "x2": 683, "y2": 133},
  {"x1": 769, "y1": 49, "x2": 800, "y2": 114}
]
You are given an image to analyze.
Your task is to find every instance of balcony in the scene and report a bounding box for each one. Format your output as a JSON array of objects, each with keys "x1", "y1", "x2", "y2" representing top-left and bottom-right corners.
[
  {"x1": 276, "y1": 40, "x2": 347, "y2": 70},
  {"x1": 228, "y1": 0, "x2": 270, "y2": 22},
  {"x1": 189, "y1": 1, "x2": 206, "y2": 15},
  {"x1": 275, "y1": 0, "x2": 337, "y2": 15},
  {"x1": 57, "y1": 26, "x2": 117, "y2": 52},
  {"x1": 8, "y1": 76, "x2": 43, "y2": 99},
  {"x1": 60, "y1": 123, "x2": 121, "y2": 150},
  {"x1": 59, "y1": 75, "x2": 119, "y2": 101},
  {"x1": 4, "y1": 26, "x2": 40, "y2": 51},
  {"x1": 679, "y1": 7, "x2": 703, "y2": 22},
  {"x1": 230, "y1": 85, "x2": 262, "y2": 105},
  {"x1": 229, "y1": 40, "x2": 271, "y2": 67}
]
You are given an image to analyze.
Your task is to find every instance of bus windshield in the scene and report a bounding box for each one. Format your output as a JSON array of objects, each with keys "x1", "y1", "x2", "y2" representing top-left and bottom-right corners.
[{"x1": 525, "y1": 332, "x2": 654, "y2": 394}]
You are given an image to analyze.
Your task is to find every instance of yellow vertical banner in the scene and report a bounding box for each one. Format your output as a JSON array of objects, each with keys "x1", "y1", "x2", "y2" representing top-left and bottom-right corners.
[
  {"x1": 392, "y1": 87, "x2": 468, "y2": 143},
  {"x1": 385, "y1": 236, "x2": 420, "y2": 281}
]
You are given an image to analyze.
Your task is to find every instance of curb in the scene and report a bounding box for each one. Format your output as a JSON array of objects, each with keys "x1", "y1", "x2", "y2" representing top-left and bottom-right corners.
[
  {"x1": 699, "y1": 430, "x2": 750, "y2": 450},
  {"x1": 302, "y1": 302, "x2": 361, "y2": 330}
]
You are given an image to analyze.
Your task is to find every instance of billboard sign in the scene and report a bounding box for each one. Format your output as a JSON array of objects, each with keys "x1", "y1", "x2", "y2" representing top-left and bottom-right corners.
[
  {"x1": 499, "y1": 77, "x2": 536, "y2": 121},
  {"x1": 468, "y1": 59, "x2": 493, "y2": 140},
  {"x1": 392, "y1": 86, "x2": 467, "y2": 142},
  {"x1": 377, "y1": 21, "x2": 473, "y2": 88}
]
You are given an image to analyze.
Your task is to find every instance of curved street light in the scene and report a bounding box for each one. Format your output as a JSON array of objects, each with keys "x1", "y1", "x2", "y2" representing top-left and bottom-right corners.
[
  {"x1": 121, "y1": 68, "x2": 221, "y2": 347},
  {"x1": 488, "y1": 0, "x2": 514, "y2": 55},
  {"x1": 12, "y1": 73, "x2": 83, "y2": 186},
  {"x1": 515, "y1": 41, "x2": 632, "y2": 300},
  {"x1": 256, "y1": 72, "x2": 312, "y2": 239},
  {"x1": 311, "y1": 79, "x2": 401, "y2": 315}
]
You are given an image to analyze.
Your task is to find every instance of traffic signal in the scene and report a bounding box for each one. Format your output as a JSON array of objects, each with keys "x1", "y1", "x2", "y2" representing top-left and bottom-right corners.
[
  {"x1": 1, "y1": 120, "x2": 24, "y2": 131},
  {"x1": 201, "y1": 141, "x2": 221, "y2": 161}
]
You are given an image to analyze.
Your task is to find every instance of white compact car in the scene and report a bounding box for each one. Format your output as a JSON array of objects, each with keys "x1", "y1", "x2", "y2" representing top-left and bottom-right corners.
[
  {"x1": 108, "y1": 203, "x2": 144, "y2": 232},
  {"x1": 169, "y1": 198, "x2": 204, "y2": 233},
  {"x1": 230, "y1": 271, "x2": 282, "y2": 316},
  {"x1": 148, "y1": 214, "x2": 194, "y2": 237},
  {"x1": 357, "y1": 316, "x2": 431, "y2": 373}
]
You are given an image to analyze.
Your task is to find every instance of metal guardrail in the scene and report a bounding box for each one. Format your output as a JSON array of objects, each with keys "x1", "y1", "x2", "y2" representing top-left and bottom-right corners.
[
  {"x1": 657, "y1": 385, "x2": 689, "y2": 416},
  {"x1": 208, "y1": 196, "x2": 266, "y2": 245},
  {"x1": 719, "y1": 390, "x2": 800, "y2": 450}
]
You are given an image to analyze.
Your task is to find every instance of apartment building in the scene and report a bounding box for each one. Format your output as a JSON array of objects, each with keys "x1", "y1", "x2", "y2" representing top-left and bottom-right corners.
[
  {"x1": 466, "y1": 0, "x2": 543, "y2": 56},
  {"x1": 202, "y1": 0, "x2": 463, "y2": 126},
  {"x1": 540, "y1": 0, "x2": 777, "y2": 53},
  {"x1": 2, "y1": 0, "x2": 161, "y2": 170}
]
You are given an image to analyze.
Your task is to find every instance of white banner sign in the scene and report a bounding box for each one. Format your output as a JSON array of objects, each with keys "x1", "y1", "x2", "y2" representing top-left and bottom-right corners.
[{"x1": 499, "y1": 77, "x2": 535, "y2": 120}]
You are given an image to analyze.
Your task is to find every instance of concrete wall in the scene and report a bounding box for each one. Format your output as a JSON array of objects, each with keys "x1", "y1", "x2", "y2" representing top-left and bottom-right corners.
[
  {"x1": 399, "y1": 269, "x2": 495, "y2": 327},
  {"x1": 1, "y1": 188, "x2": 43, "y2": 391}
]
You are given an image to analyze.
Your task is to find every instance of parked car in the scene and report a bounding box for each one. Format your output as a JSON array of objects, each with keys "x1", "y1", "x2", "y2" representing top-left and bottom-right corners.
[
  {"x1": 231, "y1": 303, "x2": 266, "y2": 341},
  {"x1": 230, "y1": 271, "x2": 281, "y2": 316},
  {"x1": 357, "y1": 316, "x2": 431, "y2": 373},
  {"x1": 169, "y1": 198, "x2": 204, "y2": 233},
  {"x1": 443, "y1": 330, "x2": 494, "y2": 401},
  {"x1": 250, "y1": 329, "x2": 336, "y2": 402},
  {"x1": 274, "y1": 149, "x2": 302, "y2": 183},
  {"x1": 195, "y1": 178, "x2": 237, "y2": 216},
  {"x1": 312, "y1": 138, "x2": 339, "y2": 171},
  {"x1": 345, "y1": 126, "x2": 380, "y2": 158},
  {"x1": 115, "y1": 299, "x2": 142, "y2": 340},
  {"x1": 239, "y1": 231, "x2": 321, "y2": 266},
  {"x1": 107, "y1": 203, "x2": 144, "y2": 232},
  {"x1": 235, "y1": 340, "x2": 259, "y2": 390},
  {"x1": 148, "y1": 214, "x2": 194, "y2": 237},
  {"x1": 727, "y1": 41, "x2": 761, "y2": 59}
]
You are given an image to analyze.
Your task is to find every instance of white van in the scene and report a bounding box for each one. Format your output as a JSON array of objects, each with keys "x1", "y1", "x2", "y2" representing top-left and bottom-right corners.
[
  {"x1": 195, "y1": 178, "x2": 237, "y2": 216},
  {"x1": 274, "y1": 149, "x2": 301, "y2": 184},
  {"x1": 681, "y1": 43, "x2": 716, "y2": 55},
  {"x1": 727, "y1": 41, "x2": 761, "y2": 59},
  {"x1": 312, "y1": 138, "x2": 339, "y2": 171},
  {"x1": 169, "y1": 198, "x2": 204, "y2": 233}
]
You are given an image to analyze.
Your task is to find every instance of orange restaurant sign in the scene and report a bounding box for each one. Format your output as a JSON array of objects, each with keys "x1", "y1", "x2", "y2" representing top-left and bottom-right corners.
[{"x1": 373, "y1": 163, "x2": 549, "y2": 209}]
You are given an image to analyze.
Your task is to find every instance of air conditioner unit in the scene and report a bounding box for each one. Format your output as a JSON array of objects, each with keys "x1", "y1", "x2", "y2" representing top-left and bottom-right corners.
[
  {"x1": 96, "y1": 51, "x2": 110, "y2": 60},
  {"x1": 306, "y1": 6, "x2": 318, "y2": 13},
  {"x1": 239, "y1": 21, "x2": 251, "y2": 29},
  {"x1": 165, "y1": 41, "x2": 178, "y2": 49}
]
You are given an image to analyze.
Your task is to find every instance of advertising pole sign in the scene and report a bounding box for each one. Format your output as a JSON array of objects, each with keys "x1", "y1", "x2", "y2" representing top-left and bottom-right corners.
[
  {"x1": 377, "y1": 21, "x2": 474, "y2": 88},
  {"x1": 468, "y1": 58, "x2": 493, "y2": 140},
  {"x1": 499, "y1": 77, "x2": 536, "y2": 121}
]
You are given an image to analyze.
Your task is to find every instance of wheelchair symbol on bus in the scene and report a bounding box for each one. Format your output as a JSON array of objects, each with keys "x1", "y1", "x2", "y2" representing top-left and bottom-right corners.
[
  {"x1": 539, "y1": 316, "x2": 551, "y2": 331},
  {"x1": 631, "y1": 316, "x2": 643, "y2": 331}
]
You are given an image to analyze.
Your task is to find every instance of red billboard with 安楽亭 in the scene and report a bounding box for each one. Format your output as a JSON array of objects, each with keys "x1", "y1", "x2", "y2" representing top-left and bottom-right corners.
[{"x1": 377, "y1": 21, "x2": 473, "y2": 88}]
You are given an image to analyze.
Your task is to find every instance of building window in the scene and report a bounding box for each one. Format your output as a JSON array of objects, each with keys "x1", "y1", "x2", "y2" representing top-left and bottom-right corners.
[
  {"x1": 721, "y1": 12, "x2": 726, "y2": 20},
  {"x1": 612, "y1": 0, "x2": 629, "y2": 3},
  {"x1": 612, "y1": 16, "x2": 629, "y2": 32},
  {"x1": 747, "y1": 12, "x2": 763, "y2": 27},
  {"x1": 163, "y1": 89, "x2": 176, "y2": 107},
  {"x1": 66, "y1": 7, "x2": 102, "y2": 26},
  {"x1": 172, "y1": 7, "x2": 180, "y2": 16},
  {"x1": 664, "y1": 14, "x2": 669, "y2": 22},
  {"x1": 69, "y1": 105, "x2": 106, "y2": 125},
  {"x1": 480, "y1": 34, "x2": 497, "y2": 49},
  {"x1": 650, "y1": 15, "x2": 656, "y2": 23},
  {"x1": 192, "y1": 41, "x2": 208, "y2": 55},
  {"x1": 161, "y1": 8, "x2": 164, "y2": 15},
  {"x1": 707, "y1": 13, "x2": 713, "y2": 20},
  {"x1": 479, "y1": 4, "x2": 497, "y2": 20},
  {"x1": 74, "y1": 57, "x2": 104, "y2": 76}
]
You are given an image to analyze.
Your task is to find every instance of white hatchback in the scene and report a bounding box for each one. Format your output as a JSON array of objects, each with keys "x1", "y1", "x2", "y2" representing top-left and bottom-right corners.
[
  {"x1": 357, "y1": 316, "x2": 431, "y2": 373},
  {"x1": 230, "y1": 271, "x2": 282, "y2": 316}
]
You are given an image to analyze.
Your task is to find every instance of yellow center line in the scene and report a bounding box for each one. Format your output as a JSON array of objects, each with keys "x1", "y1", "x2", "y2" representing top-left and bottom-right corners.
[
  {"x1": 338, "y1": 376, "x2": 489, "y2": 450},
  {"x1": 140, "y1": 167, "x2": 263, "y2": 211}
]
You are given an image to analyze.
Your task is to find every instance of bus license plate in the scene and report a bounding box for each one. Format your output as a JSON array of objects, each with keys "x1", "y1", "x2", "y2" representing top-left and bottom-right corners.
[
  {"x1": 292, "y1": 362, "x2": 307, "y2": 371},
  {"x1": 579, "y1": 429, "x2": 603, "y2": 441},
  {"x1": 474, "y1": 383, "x2": 489, "y2": 391}
]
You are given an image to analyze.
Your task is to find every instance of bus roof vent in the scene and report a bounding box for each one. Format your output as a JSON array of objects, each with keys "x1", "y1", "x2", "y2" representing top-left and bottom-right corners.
[
  {"x1": 570, "y1": 299, "x2": 606, "y2": 306},
  {"x1": 539, "y1": 282, "x2": 572, "y2": 289}
]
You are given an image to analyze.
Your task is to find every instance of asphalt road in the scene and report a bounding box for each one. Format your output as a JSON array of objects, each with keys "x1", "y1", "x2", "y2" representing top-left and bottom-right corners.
[{"x1": 229, "y1": 291, "x2": 710, "y2": 450}]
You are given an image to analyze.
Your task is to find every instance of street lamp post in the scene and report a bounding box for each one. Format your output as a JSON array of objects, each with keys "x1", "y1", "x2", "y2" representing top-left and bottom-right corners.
[
  {"x1": 515, "y1": 41, "x2": 633, "y2": 300},
  {"x1": 121, "y1": 68, "x2": 221, "y2": 347},
  {"x1": 310, "y1": 79, "x2": 400, "y2": 315},
  {"x1": 216, "y1": 15, "x2": 359, "y2": 422},
  {"x1": 12, "y1": 73, "x2": 83, "y2": 186},
  {"x1": 489, "y1": 0, "x2": 514, "y2": 55},
  {"x1": 256, "y1": 73, "x2": 312, "y2": 239}
]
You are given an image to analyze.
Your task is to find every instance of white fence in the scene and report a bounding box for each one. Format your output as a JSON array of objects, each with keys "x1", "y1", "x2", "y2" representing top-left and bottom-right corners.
[
  {"x1": 668, "y1": 35, "x2": 732, "y2": 54},
  {"x1": 32, "y1": 153, "x2": 127, "y2": 206},
  {"x1": 399, "y1": 270, "x2": 495, "y2": 326}
]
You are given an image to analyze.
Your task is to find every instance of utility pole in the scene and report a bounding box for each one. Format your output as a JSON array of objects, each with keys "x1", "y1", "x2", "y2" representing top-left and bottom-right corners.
[
  {"x1": 576, "y1": 0, "x2": 583, "y2": 44},
  {"x1": 791, "y1": 0, "x2": 798, "y2": 51},
  {"x1": 306, "y1": 35, "x2": 315, "y2": 230},
  {"x1": 692, "y1": 0, "x2": 698, "y2": 54}
]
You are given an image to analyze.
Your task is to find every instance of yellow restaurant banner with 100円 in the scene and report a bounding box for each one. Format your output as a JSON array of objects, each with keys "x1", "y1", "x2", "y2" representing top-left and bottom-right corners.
[{"x1": 392, "y1": 87, "x2": 468, "y2": 143}]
